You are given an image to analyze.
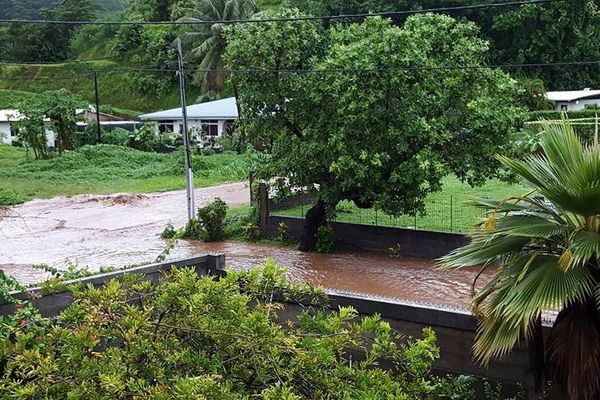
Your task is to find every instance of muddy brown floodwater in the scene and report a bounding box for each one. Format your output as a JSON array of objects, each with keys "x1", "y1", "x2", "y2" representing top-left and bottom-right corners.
[{"x1": 0, "y1": 182, "x2": 490, "y2": 310}]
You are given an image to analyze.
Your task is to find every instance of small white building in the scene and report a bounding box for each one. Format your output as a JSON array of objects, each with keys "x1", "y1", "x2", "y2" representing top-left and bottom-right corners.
[
  {"x1": 546, "y1": 89, "x2": 600, "y2": 111},
  {"x1": 0, "y1": 109, "x2": 55, "y2": 147},
  {"x1": 139, "y1": 97, "x2": 238, "y2": 140}
]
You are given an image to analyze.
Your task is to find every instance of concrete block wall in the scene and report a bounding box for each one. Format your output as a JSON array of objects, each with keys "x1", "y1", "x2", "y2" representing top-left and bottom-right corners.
[{"x1": 264, "y1": 215, "x2": 469, "y2": 258}]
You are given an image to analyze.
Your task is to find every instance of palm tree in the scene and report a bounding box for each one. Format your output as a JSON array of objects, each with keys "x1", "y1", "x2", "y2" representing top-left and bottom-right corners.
[
  {"x1": 440, "y1": 121, "x2": 600, "y2": 400},
  {"x1": 179, "y1": 0, "x2": 256, "y2": 93}
]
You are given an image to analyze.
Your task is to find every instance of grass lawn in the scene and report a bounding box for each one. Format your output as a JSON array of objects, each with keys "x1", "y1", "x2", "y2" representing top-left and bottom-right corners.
[
  {"x1": 0, "y1": 144, "x2": 255, "y2": 206},
  {"x1": 272, "y1": 176, "x2": 528, "y2": 234}
]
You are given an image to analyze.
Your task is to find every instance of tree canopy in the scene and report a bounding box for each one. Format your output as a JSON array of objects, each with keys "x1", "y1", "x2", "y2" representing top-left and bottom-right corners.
[{"x1": 224, "y1": 11, "x2": 525, "y2": 250}]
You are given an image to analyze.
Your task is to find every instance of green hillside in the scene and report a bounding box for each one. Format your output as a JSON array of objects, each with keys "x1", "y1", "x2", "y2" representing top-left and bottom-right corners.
[{"x1": 0, "y1": 63, "x2": 201, "y2": 113}]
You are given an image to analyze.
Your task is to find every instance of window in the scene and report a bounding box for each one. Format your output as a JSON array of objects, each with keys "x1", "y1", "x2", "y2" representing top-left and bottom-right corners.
[
  {"x1": 561, "y1": 104, "x2": 568, "y2": 111},
  {"x1": 158, "y1": 121, "x2": 174, "y2": 134},
  {"x1": 225, "y1": 120, "x2": 236, "y2": 135},
  {"x1": 201, "y1": 120, "x2": 219, "y2": 137},
  {"x1": 10, "y1": 124, "x2": 18, "y2": 137}
]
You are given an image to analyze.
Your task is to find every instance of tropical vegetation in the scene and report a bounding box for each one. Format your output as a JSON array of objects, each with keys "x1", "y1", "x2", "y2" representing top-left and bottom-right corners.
[
  {"x1": 440, "y1": 121, "x2": 600, "y2": 400},
  {"x1": 2, "y1": 0, "x2": 600, "y2": 112},
  {"x1": 225, "y1": 11, "x2": 525, "y2": 250},
  {"x1": 0, "y1": 144, "x2": 258, "y2": 206},
  {"x1": 0, "y1": 263, "x2": 491, "y2": 399},
  {"x1": 177, "y1": 0, "x2": 257, "y2": 93}
]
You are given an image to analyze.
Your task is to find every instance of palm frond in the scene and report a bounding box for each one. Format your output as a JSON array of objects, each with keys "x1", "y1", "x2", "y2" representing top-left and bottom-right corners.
[{"x1": 438, "y1": 235, "x2": 530, "y2": 268}]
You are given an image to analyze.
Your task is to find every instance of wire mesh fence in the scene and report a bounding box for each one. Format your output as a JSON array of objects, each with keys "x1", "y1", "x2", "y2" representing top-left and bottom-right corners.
[{"x1": 271, "y1": 195, "x2": 488, "y2": 234}]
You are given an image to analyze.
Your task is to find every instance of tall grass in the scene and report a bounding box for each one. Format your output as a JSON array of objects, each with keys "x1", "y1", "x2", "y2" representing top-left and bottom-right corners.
[{"x1": 0, "y1": 144, "x2": 256, "y2": 205}]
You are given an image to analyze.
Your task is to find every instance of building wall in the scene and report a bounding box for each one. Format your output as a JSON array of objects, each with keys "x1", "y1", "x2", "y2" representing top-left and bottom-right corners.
[
  {"x1": 152, "y1": 119, "x2": 228, "y2": 138},
  {"x1": 0, "y1": 121, "x2": 56, "y2": 147},
  {"x1": 0, "y1": 122, "x2": 12, "y2": 144},
  {"x1": 554, "y1": 98, "x2": 600, "y2": 111}
]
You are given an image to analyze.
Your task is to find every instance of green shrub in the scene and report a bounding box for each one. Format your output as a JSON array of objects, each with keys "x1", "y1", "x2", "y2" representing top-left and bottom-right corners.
[
  {"x1": 182, "y1": 217, "x2": 205, "y2": 241},
  {"x1": 0, "y1": 187, "x2": 26, "y2": 206},
  {"x1": 125, "y1": 122, "x2": 158, "y2": 151},
  {"x1": 101, "y1": 128, "x2": 130, "y2": 146},
  {"x1": 74, "y1": 124, "x2": 105, "y2": 148},
  {"x1": 278, "y1": 221, "x2": 289, "y2": 242},
  {"x1": 0, "y1": 263, "x2": 483, "y2": 399},
  {"x1": 160, "y1": 222, "x2": 177, "y2": 239},
  {"x1": 243, "y1": 222, "x2": 262, "y2": 242},
  {"x1": 315, "y1": 225, "x2": 336, "y2": 253},
  {"x1": 197, "y1": 198, "x2": 229, "y2": 241}
]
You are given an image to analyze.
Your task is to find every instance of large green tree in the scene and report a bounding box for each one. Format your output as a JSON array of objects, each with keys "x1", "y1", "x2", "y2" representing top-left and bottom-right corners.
[
  {"x1": 224, "y1": 10, "x2": 525, "y2": 251},
  {"x1": 441, "y1": 121, "x2": 600, "y2": 400},
  {"x1": 290, "y1": 0, "x2": 600, "y2": 90},
  {"x1": 1, "y1": 0, "x2": 95, "y2": 62},
  {"x1": 490, "y1": 0, "x2": 600, "y2": 90},
  {"x1": 17, "y1": 89, "x2": 85, "y2": 156}
]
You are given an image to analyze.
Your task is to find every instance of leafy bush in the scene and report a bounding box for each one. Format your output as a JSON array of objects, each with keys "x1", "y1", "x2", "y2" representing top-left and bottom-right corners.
[
  {"x1": 243, "y1": 222, "x2": 262, "y2": 242},
  {"x1": 315, "y1": 225, "x2": 336, "y2": 253},
  {"x1": 182, "y1": 217, "x2": 205, "y2": 241},
  {"x1": 197, "y1": 198, "x2": 229, "y2": 241},
  {"x1": 0, "y1": 263, "x2": 484, "y2": 399},
  {"x1": 0, "y1": 186, "x2": 26, "y2": 206},
  {"x1": 74, "y1": 123, "x2": 105, "y2": 148},
  {"x1": 101, "y1": 128, "x2": 130, "y2": 146},
  {"x1": 125, "y1": 122, "x2": 158, "y2": 151},
  {"x1": 160, "y1": 222, "x2": 177, "y2": 239}
]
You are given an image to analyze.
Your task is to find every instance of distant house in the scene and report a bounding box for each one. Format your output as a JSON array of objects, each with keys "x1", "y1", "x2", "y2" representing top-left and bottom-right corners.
[
  {"x1": 546, "y1": 89, "x2": 600, "y2": 111},
  {"x1": 139, "y1": 97, "x2": 238, "y2": 140},
  {"x1": 0, "y1": 109, "x2": 56, "y2": 147},
  {"x1": 0, "y1": 107, "x2": 140, "y2": 147}
]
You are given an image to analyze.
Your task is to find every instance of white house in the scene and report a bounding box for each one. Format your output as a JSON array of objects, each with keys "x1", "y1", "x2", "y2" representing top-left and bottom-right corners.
[
  {"x1": 139, "y1": 97, "x2": 238, "y2": 139},
  {"x1": 546, "y1": 89, "x2": 600, "y2": 111},
  {"x1": 0, "y1": 109, "x2": 56, "y2": 147}
]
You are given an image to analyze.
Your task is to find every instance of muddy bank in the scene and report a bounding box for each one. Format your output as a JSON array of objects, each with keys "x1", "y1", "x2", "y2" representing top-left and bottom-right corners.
[{"x1": 0, "y1": 182, "x2": 249, "y2": 284}]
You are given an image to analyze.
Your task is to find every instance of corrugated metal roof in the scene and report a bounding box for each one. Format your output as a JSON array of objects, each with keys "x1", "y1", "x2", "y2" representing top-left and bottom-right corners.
[
  {"x1": 546, "y1": 90, "x2": 600, "y2": 102},
  {"x1": 139, "y1": 97, "x2": 238, "y2": 121},
  {"x1": 0, "y1": 109, "x2": 23, "y2": 122}
]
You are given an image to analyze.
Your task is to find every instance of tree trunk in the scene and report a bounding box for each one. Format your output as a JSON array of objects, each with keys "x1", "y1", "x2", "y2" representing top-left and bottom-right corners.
[
  {"x1": 528, "y1": 316, "x2": 546, "y2": 397},
  {"x1": 546, "y1": 300, "x2": 600, "y2": 400},
  {"x1": 299, "y1": 199, "x2": 328, "y2": 252}
]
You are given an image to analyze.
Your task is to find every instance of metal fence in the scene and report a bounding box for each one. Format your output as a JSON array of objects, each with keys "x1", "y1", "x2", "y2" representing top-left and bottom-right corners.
[{"x1": 270, "y1": 195, "x2": 488, "y2": 234}]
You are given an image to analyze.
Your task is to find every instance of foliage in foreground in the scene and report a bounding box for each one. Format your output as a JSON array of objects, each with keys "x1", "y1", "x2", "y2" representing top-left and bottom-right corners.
[
  {"x1": 0, "y1": 262, "x2": 483, "y2": 399},
  {"x1": 440, "y1": 121, "x2": 600, "y2": 400}
]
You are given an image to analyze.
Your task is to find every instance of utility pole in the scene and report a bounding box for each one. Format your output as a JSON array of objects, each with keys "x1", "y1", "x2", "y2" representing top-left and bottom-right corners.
[
  {"x1": 175, "y1": 37, "x2": 196, "y2": 222},
  {"x1": 92, "y1": 71, "x2": 102, "y2": 144}
]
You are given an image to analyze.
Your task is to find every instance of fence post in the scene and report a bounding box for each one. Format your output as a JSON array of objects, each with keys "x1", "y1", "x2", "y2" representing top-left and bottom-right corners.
[
  {"x1": 375, "y1": 209, "x2": 378, "y2": 226},
  {"x1": 248, "y1": 170, "x2": 255, "y2": 206},
  {"x1": 414, "y1": 213, "x2": 417, "y2": 230},
  {"x1": 450, "y1": 195, "x2": 454, "y2": 233},
  {"x1": 258, "y1": 183, "x2": 269, "y2": 233}
]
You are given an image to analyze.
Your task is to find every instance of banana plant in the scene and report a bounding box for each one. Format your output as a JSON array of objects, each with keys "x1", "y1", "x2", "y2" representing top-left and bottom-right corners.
[{"x1": 440, "y1": 120, "x2": 600, "y2": 400}]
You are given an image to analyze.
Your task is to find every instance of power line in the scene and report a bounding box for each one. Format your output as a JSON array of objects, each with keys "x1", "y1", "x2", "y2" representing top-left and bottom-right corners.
[
  {"x1": 0, "y1": 0, "x2": 558, "y2": 26},
  {"x1": 1, "y1": 59, "x2": 600, "y2": 79},
  {"x1": 0, "y1": 51, "x2": 147, "y2": 66}
]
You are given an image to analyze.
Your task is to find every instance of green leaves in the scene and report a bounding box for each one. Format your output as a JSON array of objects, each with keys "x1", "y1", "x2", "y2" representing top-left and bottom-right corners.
[
  {"x1": 442, "y1": 120, "x2": 600, "y2": 398},
  {"x1": 224, "y1": 11, "x2": 524, "y2": 217},
  {"x1": 0, "y1": 264, "x2": 460, "y2": 399}
]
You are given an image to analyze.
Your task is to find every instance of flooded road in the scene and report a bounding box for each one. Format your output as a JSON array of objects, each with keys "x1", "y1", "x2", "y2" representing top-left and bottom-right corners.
[
  {"x1": 187, "y1": 242, "x2": 490, "y2": 310},
  {"x1": 0, "y1": 183, "x2": 250, "y2": 284},
  {"x1": 0, "y1": 183, "x2": 487, "y2": 310}
]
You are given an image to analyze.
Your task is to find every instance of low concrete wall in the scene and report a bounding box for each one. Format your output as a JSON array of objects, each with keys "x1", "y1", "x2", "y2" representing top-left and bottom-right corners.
[
  {"x1": 0, "y1": 255, "x2": 225, "y2": 317},
  {"x1": 265, "y1": 215, "x2": 469, "y2": 258}
]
